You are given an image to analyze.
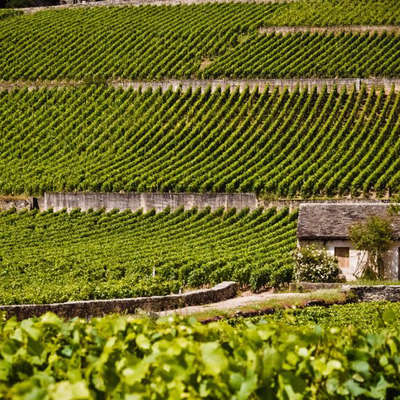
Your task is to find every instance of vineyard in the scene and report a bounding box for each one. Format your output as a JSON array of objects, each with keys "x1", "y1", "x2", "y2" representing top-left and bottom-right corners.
[
  {"x1": 0, "y1": 9, "x2": 21, "y2": 19},
  {"x1": 205, "y1": 31, "x2": 400, "y2": 78},
  {"x1": 244, "y1": 301, "x2": 400, "y2": 331},
  {"x1": 0, "y1": 206, "x2": 297, "y2": 304},
  {"x1": 1, "y1": 85, "x2": 400, "y2": 197},
  {"x1": 1, "y1": 2, "x2": 400, "y2": 81},
  {"x1": 2, "y1": 0, "x2": 400, "y2": 397},
  {"x1": 1, "y1": 312, "x2": 400, "y2": 399}
]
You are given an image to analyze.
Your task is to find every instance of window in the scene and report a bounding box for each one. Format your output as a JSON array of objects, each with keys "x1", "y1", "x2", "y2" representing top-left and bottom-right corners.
[{"x1": 335, "y1": 247, "x2": 350, "y2": 269}]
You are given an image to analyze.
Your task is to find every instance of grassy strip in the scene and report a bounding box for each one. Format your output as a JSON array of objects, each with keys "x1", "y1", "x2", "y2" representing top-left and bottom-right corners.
[
  {"x1": 350, "y1": 279, "x2": 400, "y2": 286},
  {"x1": 0, "y1": 195, "x2": 31, "y2": 201},
  {"x1": 177, "y1": 289, "x2": 348, "y2": 322}
]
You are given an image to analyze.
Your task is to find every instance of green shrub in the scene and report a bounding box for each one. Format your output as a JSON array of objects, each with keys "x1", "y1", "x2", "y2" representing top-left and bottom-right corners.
[
  {"x1": 294, "y1": 245, "x2": 341, "y2": 283},
  {"x1": 349, "y1": 215, "x2": 393, "y2": 280}
]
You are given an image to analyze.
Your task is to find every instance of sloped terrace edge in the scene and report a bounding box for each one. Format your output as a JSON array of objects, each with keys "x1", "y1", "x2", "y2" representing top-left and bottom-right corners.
[
  {"x1": 1, "y1": 78, "x2": 400, "y2": 94},
  {"x1": 0, "y1": 282, "x2": 238, "y2": 320},
  {"x1": 38, "y1": 192, "x2": 393, "y2": 213},
  {"x1": 22, "y1": 0, "x2": 302, "y2": 14},
  {"x1": 259, "y1": 25, "x2": 400, "y2": 35},
  {"x1": 0, "y1": 193, "x2": 394, "y2": 213}
]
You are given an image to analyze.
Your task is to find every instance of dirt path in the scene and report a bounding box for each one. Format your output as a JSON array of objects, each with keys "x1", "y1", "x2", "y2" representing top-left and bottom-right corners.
[{"x1": 158, "y1": 291, "x2": 328, "y2": 316}]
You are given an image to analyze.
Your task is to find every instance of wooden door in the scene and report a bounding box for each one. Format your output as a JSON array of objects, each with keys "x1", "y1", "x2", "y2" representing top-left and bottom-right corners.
[
  {"x1": 398, "y1": 248, "x2": 400, "y2": 280},
  {"x1": 335, "y1": 247, "x2": 350, "y2": 269}
]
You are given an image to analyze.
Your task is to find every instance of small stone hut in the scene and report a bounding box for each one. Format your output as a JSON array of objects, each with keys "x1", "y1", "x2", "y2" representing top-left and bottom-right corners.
[{"x1": 297, "y1": 203, "x2": 400, "y2": 281}]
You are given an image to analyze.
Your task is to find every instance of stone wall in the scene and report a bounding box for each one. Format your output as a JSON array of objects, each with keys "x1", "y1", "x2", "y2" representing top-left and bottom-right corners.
[
  {"x1": 289, "y1": 282, "x2": 343, "y2": 292},
  {"x1": 262, "y1": 198, "x2": 391, "y2": 212},
  {"x1": 259, "y1": 26, "x2": 400, "y2": 35},
  {"x1": 2, "y1": 78, "x2": 400, "y2": 94},
  {"x1": 326, "y1": 241, "x2": 400, "y2": 281},
  {"x1": 114, "y1": 78, "x2": 400, "y2": 94},
  {"x1": 347, "y1": 285, "x2": 400, "y2": 302},
  {"x1": 39, "y1": 192, "x2": 259, "y2": 212},
  {"x1": 38, "y1": 192, "x2": 394, "y2": 213},
  {"x1": 0, "y1": 197, "x2": 33, "y2": 212},
  {"x1": 0, "y1": 192, "x2": 393, "y2": 214},
  {"x1": 0, "y1": 282, "x2": 238, "y2": 320}
]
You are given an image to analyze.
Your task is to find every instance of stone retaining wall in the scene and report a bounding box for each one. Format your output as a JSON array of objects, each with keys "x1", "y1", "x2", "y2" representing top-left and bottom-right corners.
[
  {"x1": 289, "y1": 282, "x2": 343, "y2": 292},
  {"x1": 2, "y1": 78, "x2": 400, "y2": 94},
  {"x1": 38, "y1": 192, "x2": 393, "y2": 213},
  {"x1": 112, "y1": 78, "x2": 400, "y2": 94},
  {"x1": 112, "y1": 78, "x2": 369, "y2": 93},
  {"x1": 0, "y1": 282, "x2": 238, "y2": 320},
  {"x1": 261, "y1": 198, "x2": 391, "y2": 212},
  {"x1": 38, "y1": 192, "x2": 259, "y2": 212},
  {"x1": 347, "y1": 285, "x2": 400, "y2": 302},
  {"x1": 259, "y1": 26, "x2": 400, "y2": 35},
  {"x1": 0, "y1": 197, "x2": 33, "y2": 212}
]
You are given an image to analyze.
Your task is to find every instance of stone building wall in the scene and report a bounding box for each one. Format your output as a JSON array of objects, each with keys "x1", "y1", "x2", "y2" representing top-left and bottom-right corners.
[{"x1": 297, "y1": 239, "x2": 400, "y2": 281}]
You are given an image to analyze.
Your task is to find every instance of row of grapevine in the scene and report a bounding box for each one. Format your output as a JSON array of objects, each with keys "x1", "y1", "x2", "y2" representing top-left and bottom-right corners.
[
  {"x1": 1, "y1": 3, "x2": 400, "y2": 81},
  {"x1": 205, "y1": 31, "x2": 400, "y2": 79},
  {"x1": 1, "y1": 311, "x2": 400, "y2": 399},
  {"x1": 0, "y1": 10, "x2": 22, "y2": 20},
  {"x1": 266, "y1": 0, "x2": 400, "y2": 26},
  {"x1": 0, "y1": 206, "x2": 297, "y2": 304},
  {"x1": 1, "y1": 85, "x2": 400, "y2": 197},
  {"x1": 245, "y1": 301, "x2": 400, "y2": 331}
]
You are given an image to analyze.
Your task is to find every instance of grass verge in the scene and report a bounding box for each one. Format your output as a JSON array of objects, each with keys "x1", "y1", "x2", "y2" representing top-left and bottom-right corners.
[{"x1": 164, "y1": 289, "x2": 348, "y2": 321}]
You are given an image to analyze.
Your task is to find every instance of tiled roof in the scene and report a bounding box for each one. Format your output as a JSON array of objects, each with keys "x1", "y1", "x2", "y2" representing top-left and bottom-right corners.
[{"x1": 297, "y1": 203, "x2": 400, "y2": 240}]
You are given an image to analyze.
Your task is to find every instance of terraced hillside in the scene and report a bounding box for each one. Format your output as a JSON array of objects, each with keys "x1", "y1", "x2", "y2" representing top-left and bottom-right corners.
[
  {"x1": 3, "y1": 1, "x2": 400, "y2": 398},
  {"x1": 1, "y1": 1, "x2": 400, "y2": 81},
  {"x1": 0, "y1": 206, "x2": 297, "y2": 304},
  {"x1": 1, "y1": 85, "x2": 400, "y2": 197},
  {"x1": 0, "y1": 0, "x2": 399, "y2": 305},
  {"x1": 2, "y1": 2, "x2": 400, "y2": 396}
]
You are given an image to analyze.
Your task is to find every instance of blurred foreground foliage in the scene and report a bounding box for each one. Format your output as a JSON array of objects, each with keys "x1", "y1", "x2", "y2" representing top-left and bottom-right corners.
[{"x1": 1, "y1": 308, "x2": 400, "y2": 399}]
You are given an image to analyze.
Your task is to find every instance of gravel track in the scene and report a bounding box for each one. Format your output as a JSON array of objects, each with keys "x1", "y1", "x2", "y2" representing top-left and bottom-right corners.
[{"x1": 158, "y1": 291, "x2": 318, "y2": 316}]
